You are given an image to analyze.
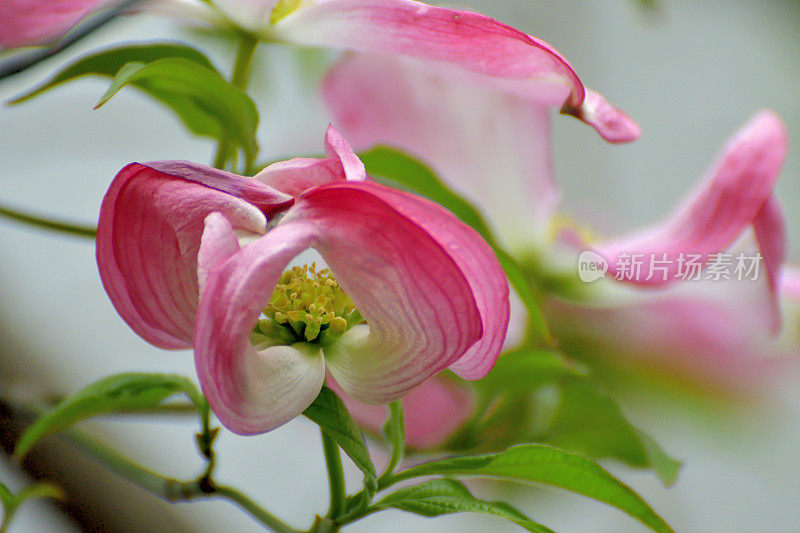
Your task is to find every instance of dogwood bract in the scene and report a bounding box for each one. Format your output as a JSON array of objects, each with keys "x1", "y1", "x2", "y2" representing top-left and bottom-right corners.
[
  {"x1": 548, "y1": 112, "x2": 791, "y2": 389},
  {"x1": 97, "y1": 127, "x2": 509, "y2": 434}
]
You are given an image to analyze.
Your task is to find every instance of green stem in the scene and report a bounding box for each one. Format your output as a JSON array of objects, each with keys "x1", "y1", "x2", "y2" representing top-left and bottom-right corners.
[
  {"x1": 336, "y1": 401, "x2": 405, "y2": 524},
  {"x1": 215, "y1": 485, "x2": 301, "y2": 533},
  {"x1": 335, "y1": 469, "x2": 398, "y2": 527},
  {"x1": 66, "y1": 430, "x2": 300, "y2": 532},
  {"x1": 377, "y1": 401, "x2": 404, "y2": 484},
  {"x1": 0, "y1": 203, "x2": 96, "y2": 238},
  {"x1": 336, "y1": 465, "x2": 404, "y2": 527},
  {"x1": 335, "y1": 505, "x2": 381, "y2": 527},
  {"x1": 193, "y1": 396, "x2": 218, "y2": 483},
  {"x1": 230, "y1": 35, "x2": 258, "y2": 90},
  {"x1": 67, "y1": 430, "x2": 188, "y2": 498},
  {"x1": 213, "y1": 33, "x2": 259, "y2": 171},
  {"x1": 118, "y1": 403, "x2": 198, "y2": 416},
  {"x1": 373, "y1": 465, "x2": 432, "y2": 487},
  {"x1": 320, "y1": 430, "x2": 346, "y2": 520}
]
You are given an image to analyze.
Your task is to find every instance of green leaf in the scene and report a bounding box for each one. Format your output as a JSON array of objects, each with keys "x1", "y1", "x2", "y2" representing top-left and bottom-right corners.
[
  {"x1": 475, "y1": 349, "x2": 587, "y2": 396},
  {"x1": 394, "y1": 444, "x2": 673, "y2": 533},
  {"x1": 9, "y1": 43, "x2": 218, "y2": 104},
  {"x1": 15, "y1": 373, "x2": 204, "y2": 458},
  {"x1": 376, "y1": 479, "x2": 555, "y2": 533},
  {"x1": 636, "y1": 430, "x2": 682, "y2": 487},
  {"x1": 9, "y1": 45, "x2": 259, "y2": 164},
  {"x1": 93, "y1": 57, "x2": 259, "y2": 162},
  {"x1": 360, "y1": 146, "x2": 497, "y2": 244},
  {"x1": 304, "y1": 387, "x2": 378, "y2": 494},
  {"x1": 446, "y1": 351, "x2": 578, "y2": 452},
  {"x1": 545, "y1": 382, "x2": 682, "y2": 486},
  {"x1": 446, "y1": 394, "x2": 536, "y2": 454},
  {"x1": 494, "y1": 249, "x2": 554, "y2": 344}
]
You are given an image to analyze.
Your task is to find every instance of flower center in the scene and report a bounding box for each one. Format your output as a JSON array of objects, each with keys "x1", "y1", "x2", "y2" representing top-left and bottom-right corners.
[
  {"x1": 548, "y1": 213, "x2": 598, "y2": 245},
  {"x1": 251, "y1": 263, "x2": 363, "y2": 347}
]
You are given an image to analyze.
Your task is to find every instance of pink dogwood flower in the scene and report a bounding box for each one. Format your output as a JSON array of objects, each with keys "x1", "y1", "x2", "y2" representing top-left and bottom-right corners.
[
  {"x1": 3, "y1": 0, "x2": 635, "y2": 150},
  {"x1": 547, "y1": 111, "x2": 791, "y2": 390},
  {"x1": 97, "y1": 127, "x2": 509, "y2": 434},
  {"x1": 235, "y1": 0, "x2": 637, "y2": 138},
  {"x1": 320, "y1": 33, "x2": 793, "y2": 392},
  {"x1": 323, "y1": 49, "x2": 636, "y2": 251}
]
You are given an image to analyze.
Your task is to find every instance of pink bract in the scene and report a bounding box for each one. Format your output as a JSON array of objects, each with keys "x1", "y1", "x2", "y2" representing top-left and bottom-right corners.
[
  {"x1": 0, "y1": 0, "x2": 108, "y2": 48},
  {"x1": 550, "y1": 111, "x2": 791, "y2": 389}
]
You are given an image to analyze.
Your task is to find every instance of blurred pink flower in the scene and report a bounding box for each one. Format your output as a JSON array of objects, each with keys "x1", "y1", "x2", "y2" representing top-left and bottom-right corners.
[
  {"x1": 323, "y1": 29, "x2": 637, "y2": 250},
  {"x1": 265, "y1": 1, "x2": 636, "y2": 138},
  {"x1": 322, "y1": 37, "x2": 794, "y2": 391},
  {"x1": 592, "y1": 112, "x2": 786, "y2": 296},
  {"x1": 3, "y1": 0, "x2": 637, "y2": 159},
  {"x1": 97, "y1": 127, "x2": 509, "y2": 434},
  {"x1": 548, "y1": 112, "x2": 791, "y2": 390},
  {"x1": 328, "y1": 374, "x2": 474, "y2": 449},
  {"x1": 0, "y1": 0, "x2": 108, "y2": 47}
]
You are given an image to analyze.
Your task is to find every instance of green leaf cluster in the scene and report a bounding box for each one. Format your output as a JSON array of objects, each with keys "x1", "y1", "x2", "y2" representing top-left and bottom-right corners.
[
  {"x1": 300, "y1": 385, "x2": 674, "y2": 533},
  {"x1": 10, "y1": 43, "x2": 259, "y2": 167},
  {"x1": 391, "y1": 444, "x2": 672, "y2": 533}
]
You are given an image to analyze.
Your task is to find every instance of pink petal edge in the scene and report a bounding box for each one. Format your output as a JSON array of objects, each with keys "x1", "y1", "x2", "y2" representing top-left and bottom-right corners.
[
  {"x1": 97, "y1": 161, "x2": 289, "y2": 349},
  {"x1": 277, "y1": 0, "x2": 637, "y2": 140},
  {"x1": 254, "y1": 125, "x2": 366, "y2": 197}
]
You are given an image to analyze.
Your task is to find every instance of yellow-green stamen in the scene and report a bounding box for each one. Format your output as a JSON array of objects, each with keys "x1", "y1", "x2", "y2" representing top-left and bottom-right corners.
[
  {"x1": 548, "y1": 213, "x2": 598, "y2": 245},
  {"x1": 254, "y1": 263, "x2": 363, "y2": 345},
  {"x1": 269, "y1": 0, "x2": 304, "y2": 25}
]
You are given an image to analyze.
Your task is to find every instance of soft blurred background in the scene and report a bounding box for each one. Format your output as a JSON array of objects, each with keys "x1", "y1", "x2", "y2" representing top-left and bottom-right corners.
[{"x1": 1, "y1": 0, "x2": 799, "y2": 531}]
